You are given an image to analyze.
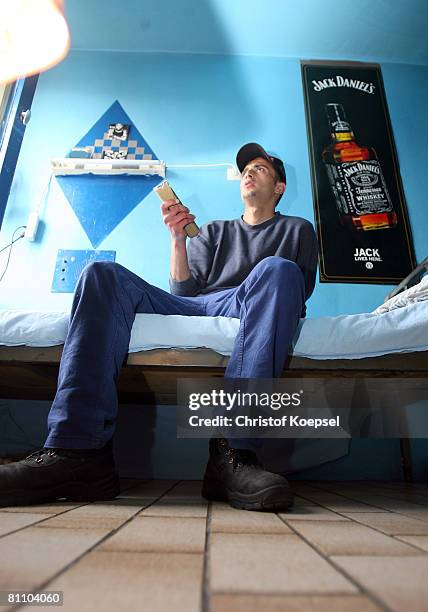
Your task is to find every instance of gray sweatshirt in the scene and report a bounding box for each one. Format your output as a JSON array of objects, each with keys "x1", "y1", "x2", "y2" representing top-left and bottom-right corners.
[{"x1": 169, "y1": 212, "x2": 318, "y2": 316}]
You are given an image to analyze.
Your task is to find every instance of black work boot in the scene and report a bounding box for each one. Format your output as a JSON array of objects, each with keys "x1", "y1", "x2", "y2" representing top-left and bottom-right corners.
[
  {"x1": 201, "y1": 438, "x2": 293, "y2": 511},
  {"x1": 0, "y1": 440, "x2": 120, "y2": 507}
]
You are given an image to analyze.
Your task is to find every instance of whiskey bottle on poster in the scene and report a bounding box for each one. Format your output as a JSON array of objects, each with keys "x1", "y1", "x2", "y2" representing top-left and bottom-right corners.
[{"x1": 322, "y1": 103, "x2": 397, "y2": 231}]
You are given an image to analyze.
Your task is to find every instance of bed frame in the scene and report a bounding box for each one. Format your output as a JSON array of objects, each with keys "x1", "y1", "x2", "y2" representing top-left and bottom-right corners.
[{"x1": 1, "y1": 345, "x2": 427, "y2": 481}]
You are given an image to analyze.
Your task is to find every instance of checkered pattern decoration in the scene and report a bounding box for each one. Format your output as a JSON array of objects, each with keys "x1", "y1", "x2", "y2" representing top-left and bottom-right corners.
[
  {"x1": 55, "y1": 100, "x2": 163, "y2": 248},
  {"x1": 73, "y1": 100, "x2": 158, "y2": 160},
  {"x1": 90, "y1": 136, "x2": 150, "y2": 160}
]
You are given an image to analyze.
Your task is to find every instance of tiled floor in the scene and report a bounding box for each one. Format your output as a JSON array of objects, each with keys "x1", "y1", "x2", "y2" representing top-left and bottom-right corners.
[{"x1": 1, "y1": 480, "x2": 428, "y2": 611}]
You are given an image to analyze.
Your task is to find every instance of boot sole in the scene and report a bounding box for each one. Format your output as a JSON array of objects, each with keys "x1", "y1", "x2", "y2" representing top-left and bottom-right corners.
[
  {"x1": 0, "y1": 473, "x2": 120, "y2": 507},
  {"x1": 202, "y1": 479, "x2": 293, "y2": 511}
]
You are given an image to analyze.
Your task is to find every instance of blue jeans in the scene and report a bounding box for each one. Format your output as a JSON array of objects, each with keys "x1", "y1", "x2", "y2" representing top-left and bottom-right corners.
[{"x1": 45, "y1": 256, "x2": 305, "y2": 450}]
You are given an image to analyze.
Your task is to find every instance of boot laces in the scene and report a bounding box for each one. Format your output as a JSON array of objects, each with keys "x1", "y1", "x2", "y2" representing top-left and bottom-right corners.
[
  {"x1": 26, "y1": 449, "x2": 57, "y2": 463},
  {"x1": 224, "y1": 447, "x2": 261, "y2": 471}
]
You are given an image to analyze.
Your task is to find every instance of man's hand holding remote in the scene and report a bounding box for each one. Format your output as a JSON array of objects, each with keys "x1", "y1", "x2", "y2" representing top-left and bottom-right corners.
[{"x1": 161, "y1": 200, "x2": 197, "y2": 241}]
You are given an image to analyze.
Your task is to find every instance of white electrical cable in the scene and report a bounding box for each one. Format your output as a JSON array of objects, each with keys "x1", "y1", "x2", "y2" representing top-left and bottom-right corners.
[
  {"x1": 24, "y1": 173, "x2": 53, "y2": 241},
  {"x1": 0, "y1": 225, "x2": 26, "y2": 282},
  {"x1": 35, "y1": 173, "x2": 53, "y2": 217},
  {"x1": 167, "y1": 163, "x2": 237, "y2": 170}
]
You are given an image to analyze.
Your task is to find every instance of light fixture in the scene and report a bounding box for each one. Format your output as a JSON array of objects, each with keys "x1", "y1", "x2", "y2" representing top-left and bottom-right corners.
[{"x1": 0, "y1": 0, "x2": 70, "y2": 85}]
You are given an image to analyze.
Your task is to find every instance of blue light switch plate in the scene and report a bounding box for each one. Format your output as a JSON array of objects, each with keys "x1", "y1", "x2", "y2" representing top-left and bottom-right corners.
[{"x1": 51, "y1": 249, "x2": 116, "y2": 293}]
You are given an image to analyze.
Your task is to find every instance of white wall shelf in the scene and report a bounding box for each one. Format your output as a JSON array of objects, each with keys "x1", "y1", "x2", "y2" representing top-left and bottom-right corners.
[{"x1": 51, "y1": 158, "x2": 166, "y2": 177}]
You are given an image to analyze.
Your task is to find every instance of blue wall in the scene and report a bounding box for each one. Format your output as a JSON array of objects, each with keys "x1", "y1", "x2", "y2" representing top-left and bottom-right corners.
[
  {"x1": 1, "y1": 51, "x2": 427, "y2": 479},
  {"x1": 1, "y1": 51, "x2": 427, "y2": 313}
]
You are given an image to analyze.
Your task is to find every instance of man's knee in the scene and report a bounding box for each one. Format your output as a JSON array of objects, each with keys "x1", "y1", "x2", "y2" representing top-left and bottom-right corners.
[
  {"x1": 255, "y1": 256, "x2": 302, "y2": 281},
  {"x1": 78, "y1": 261, "x2": 131, "y2": 291},
  {"x1": 81, "y1": 260, "x2": 123, "y2": 279}
]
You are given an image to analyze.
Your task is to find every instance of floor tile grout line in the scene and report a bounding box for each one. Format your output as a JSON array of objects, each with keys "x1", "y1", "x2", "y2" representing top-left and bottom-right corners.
[
  {"x1": 118, "y1": 479, "x2": 180, "y2": 496},
  {"x1": 293, "y1": 481, "x2": 391, "y2": 497},
  {"x1": 376, "y1": 497, "x2": 428, "y2": 509},
  {"x1": 302, "y1": 482, "x2": 428, "y2": 510},
  {"x1": 210, "y1": 529, "x2": 296, "y2": 535},
  {"x1": 326, "y1": 486, "x2": 428, "y2": 513},
  {"x1": 320, "y1": 512, "x2": 428, "y2": 538},
  {"x1": 336, "y1": 483, "x2": 428, "y2": 493},
  {"x1": 0, "y1": 477, "x2": 165, "y2": 535},
  {"x1": 297, "y1": 499, "x2": 428, "y2": 520},
  {"x1": 288, "y1": 492, "x2": 393, "y2": 518},
  {"x1": 391, "y1": 535, "x2": 428, "y2": 554},
  {"x1": 117, "y1": 478, "x2": 150, "y2": 492},
  {"x1": 277, "y1": 513, "x2": 392, "y2": 612},
  {"x1": 286, "y1": 498, "x2": 428, "y2": 551},
  {"x1": 9, "y1": 480, "x2": 183, "y2": 612},
  {"x1": 353, "y1": 506, "x2": 428, "y2": 524},
  {"x1": 0, "y1": 480, "x2": 182, "y2": 540},
  {"x1": 96, "y1": 549, "x2": 204, "y2": 555},
  {"x1": 290, "y1": 488, "x2": 428, "y2": 526},
  {"x1": 330, "y1": 481, "x2": 428, "y2": 495},
  {"x1": 201, "y1": 501, "x2": 213, "y2": 612},
  {"x1": 377, "y1": 490, "x2": 428, "y2": 501},
  {"x1": 210, "y1": 589, "x2": 384, "y2": 598},
  {"x1": 291, "y1": 486, "x2": 402, "y2": 513},
  {"x1": 0, "y1": 502, "x2": 92, "y2": 540},
  {"x1": 333, "y1": 512, "x2": 428, "y2": 545},
  {"x1": 356, "y1": 483, "x2": 428, "y2": 497},
  {"x1": 292, "y1": 493, "x2": 392, "y2": 512}
]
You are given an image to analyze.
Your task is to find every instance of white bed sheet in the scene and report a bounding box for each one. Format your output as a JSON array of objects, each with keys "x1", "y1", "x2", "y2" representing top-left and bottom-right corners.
[{"x1": 1, "y1": 300, "x2": 427, "y2": 360}]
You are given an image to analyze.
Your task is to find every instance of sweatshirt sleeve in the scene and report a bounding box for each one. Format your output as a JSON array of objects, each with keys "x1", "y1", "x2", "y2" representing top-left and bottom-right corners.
[
  {"x1": 296, "y1": 221, "x2": 319, "y2": 303},
  {"x1": 169, "y1": 227, "x2": 214, "y2": 296}
]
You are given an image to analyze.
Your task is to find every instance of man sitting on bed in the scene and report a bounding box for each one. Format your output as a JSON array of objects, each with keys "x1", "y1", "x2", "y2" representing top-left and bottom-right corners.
[{"x1": 0, "y1": 143, "x2": 318, "y2": 511}]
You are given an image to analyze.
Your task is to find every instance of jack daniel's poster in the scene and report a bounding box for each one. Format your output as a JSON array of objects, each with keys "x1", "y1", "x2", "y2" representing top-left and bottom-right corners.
[{"x1": 301, "y1": 61, "x2": 415, "y2": 283}]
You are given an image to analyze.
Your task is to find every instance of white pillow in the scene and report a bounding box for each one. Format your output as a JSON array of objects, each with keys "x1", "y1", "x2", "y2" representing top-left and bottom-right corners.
[{"x1": 373, "y1": 274, "x2": 428, "y2": 314}]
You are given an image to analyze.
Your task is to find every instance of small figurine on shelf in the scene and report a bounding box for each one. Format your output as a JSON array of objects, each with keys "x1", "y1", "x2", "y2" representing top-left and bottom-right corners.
[
  {"x1": 107, "y1": 123, "x2": 130, "y2": 141},
  {"x1": 102, "y1": 150, "x2": 127, "y2": 160}
]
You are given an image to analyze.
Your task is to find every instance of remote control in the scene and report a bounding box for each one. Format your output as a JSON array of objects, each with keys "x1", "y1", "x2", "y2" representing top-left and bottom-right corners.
[{"x1": 154, "y1": 180, "x2": 199, "y2": 238}]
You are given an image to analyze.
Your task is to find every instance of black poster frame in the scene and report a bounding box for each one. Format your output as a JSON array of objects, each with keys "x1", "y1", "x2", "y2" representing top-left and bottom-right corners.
[{"x1": 301, "y1": 60, "x2": 416, "y2": 284}]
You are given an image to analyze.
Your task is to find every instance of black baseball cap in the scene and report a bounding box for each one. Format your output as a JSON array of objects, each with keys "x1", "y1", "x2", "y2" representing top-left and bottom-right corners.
[{"x1": 236, "y1": 142, "x2": 287, "y2": 186}]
